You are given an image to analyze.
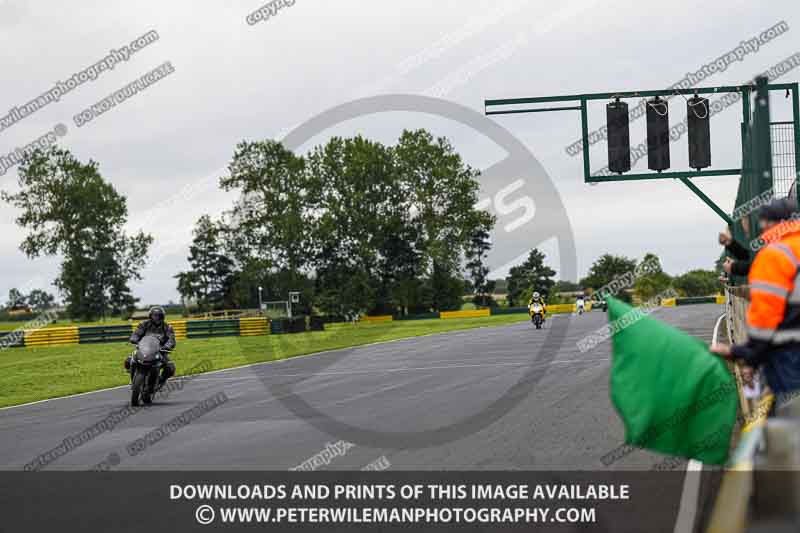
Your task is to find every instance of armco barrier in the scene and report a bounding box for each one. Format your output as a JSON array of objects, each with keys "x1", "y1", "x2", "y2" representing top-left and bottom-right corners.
[
  {"x1": 362, "y1": 315, "x2": 393, "y2": 323},
  {"x1": 440, "y1": 309, "x2": 491, "y2": 319},
  {"x1": 239, "y1": 317, "x2": 268, "y2": 337},
  {"x1": 15, "y1": 294, "x2": 726, "y2": 349},
  {"x1": 490, "y1": 306, "x2": 528, "y2": 315},
  {"x1": 78, "y1": 324, "x2": 134, "y2": 344},
  {"x1": 19, "y1": 317, "x2": 267, "y2": 349},
  {"x1": 676, "y1": 295, "x2": 719, "y2": 306},
  {"x1": 24, "y1": 326, "x2": 79, "y2": 347},
  {"x1": 397, "y1": 312, "x2": 440, "y2": 320},
  {"x1": 186, "y1": 319, "x2": 240, "y2": 339},
  {"x1": 705, "y1": 393, "x2": 793, "y2": 533},
  {"x1": 171, "y1": 320, "x2": 188, "y2": 340},
  {"x1": 489, "y1": 303, "x2": 592, "y2": 316}
]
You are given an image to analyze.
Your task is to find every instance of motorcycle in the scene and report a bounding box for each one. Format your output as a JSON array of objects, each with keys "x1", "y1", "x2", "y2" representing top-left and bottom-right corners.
[
  {"x1": 529, "y1": 302, "x2": 544, "y2": 329},
  {"x1": 129, "y1": 335, "x2": 164, "y2": 406},
  {"x1": 576, "y1": 299, "x2": 585, "y2": 315}
]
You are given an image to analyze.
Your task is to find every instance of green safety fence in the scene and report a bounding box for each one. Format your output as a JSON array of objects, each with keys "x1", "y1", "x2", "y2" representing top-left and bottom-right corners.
[
  {"x1": 730, "y1": 80, "x2": 799, "y2": 283},
  {"x1": 397, "y1": 312, "x2": 441, "y2": 320},
  {"x1": 186, "y1": 319, "x2": 240, "y2": 339},
  {"x1": 771, "y1": 121, "x2": 798, "y2": 198},
  {"x1": 675, "y1": 296, "x2": 719, "y2": 306},
  {"x1": 490, "y1": 307, "x2": 529, "y2": 315},
  {"x1": 78, "y1": 324, "x2": 133, "y2": 344}
]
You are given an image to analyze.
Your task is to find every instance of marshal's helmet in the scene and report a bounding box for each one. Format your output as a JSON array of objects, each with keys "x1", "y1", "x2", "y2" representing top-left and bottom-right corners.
[{"x1": 759, "y1": 197, "x2": 796, "y2": 223}]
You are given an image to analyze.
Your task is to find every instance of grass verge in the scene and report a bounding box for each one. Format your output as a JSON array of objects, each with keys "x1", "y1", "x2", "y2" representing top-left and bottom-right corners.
[{"x1": 0, "y1": 313, "x2": 532, "y2": 408}]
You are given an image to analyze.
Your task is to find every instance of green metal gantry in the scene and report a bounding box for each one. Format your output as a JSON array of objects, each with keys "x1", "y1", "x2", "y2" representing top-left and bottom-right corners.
[{"x1": 485, "y1": 78, "x2": 800, "y2": 226}]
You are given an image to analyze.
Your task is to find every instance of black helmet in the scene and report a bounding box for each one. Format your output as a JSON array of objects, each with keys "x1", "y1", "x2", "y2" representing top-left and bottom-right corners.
[
  {"x1": 759, "y1": 198, "x2": 796, "y2": 223},
  {"x1": 149, "y1": 306, "x2": 165, "y2": 324}
]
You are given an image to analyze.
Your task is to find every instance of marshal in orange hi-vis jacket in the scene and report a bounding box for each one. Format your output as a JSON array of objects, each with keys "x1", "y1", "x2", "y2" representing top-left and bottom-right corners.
[{"x1": 732, "y1": 218, "x2": 800, "y2": 368}]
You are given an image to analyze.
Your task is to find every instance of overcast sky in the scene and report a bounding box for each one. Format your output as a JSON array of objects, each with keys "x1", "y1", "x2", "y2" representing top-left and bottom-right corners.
[{"x1": 0, "y1": 0, "x2": 798, "y2": 307}]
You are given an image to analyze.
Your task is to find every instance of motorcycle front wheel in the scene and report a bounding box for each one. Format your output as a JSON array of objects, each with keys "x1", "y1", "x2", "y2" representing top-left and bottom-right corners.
[
  {"x1": 143, "y1": 366, "x2": 160, "y2": 404},
  {"x1": 131, "y1": 369, "x2": 145, "y2": 406}
]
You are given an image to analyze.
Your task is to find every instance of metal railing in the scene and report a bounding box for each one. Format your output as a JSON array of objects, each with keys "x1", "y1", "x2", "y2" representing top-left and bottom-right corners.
[{"x1": 706, "y1": 286, "x2": 800, "y2": 532}]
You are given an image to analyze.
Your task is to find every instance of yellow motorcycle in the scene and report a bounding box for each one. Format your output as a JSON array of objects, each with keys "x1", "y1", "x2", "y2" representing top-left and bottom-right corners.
[{"x1": 529, "y1": 302, "x2": 545, "y2": 329}]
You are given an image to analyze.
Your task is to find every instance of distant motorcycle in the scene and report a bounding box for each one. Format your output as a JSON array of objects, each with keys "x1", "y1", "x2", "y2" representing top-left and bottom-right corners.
[
  {"x1": 128, "y1": 335, "x2": 165, "y2": 406},
  {"x1": 529, "y1": 302, "x2": 544, "y2": 329},
  {"x1": 576, "y1": 298, "x2": 585, "y2": 315}
]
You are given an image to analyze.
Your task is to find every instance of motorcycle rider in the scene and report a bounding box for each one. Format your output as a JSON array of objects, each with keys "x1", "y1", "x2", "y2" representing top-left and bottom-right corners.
[
  {"x1": 528, "y1": 291, "x2": 547, "y2": 321},
  {"x1": 576, "y1": 293, "x2": 586, "y2": 314},
  {"x1": 126, "y1": 306, "x2": 176, "y2": 389}
]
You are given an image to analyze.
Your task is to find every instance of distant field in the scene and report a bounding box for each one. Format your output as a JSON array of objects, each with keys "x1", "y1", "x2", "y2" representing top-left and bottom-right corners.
[{"x1": 0, "y1": 313, "x2": 534, "y2": 408}]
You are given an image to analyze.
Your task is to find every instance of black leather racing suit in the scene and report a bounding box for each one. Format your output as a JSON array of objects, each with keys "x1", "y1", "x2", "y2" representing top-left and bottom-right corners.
[{"x1": 129, "y1": 319, "x2": 176, "y2": 384}]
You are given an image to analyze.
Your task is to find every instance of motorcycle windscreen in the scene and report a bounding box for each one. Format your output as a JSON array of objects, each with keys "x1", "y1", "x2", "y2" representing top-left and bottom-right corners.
[{"x1": 137, "y1": 335, "x2": 161, "y2": 363}]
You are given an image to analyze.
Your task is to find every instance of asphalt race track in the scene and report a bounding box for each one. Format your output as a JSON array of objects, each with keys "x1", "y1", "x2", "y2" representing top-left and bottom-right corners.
[{"x1": 0, "y1": 305, "x2": 724, "y2": 471}]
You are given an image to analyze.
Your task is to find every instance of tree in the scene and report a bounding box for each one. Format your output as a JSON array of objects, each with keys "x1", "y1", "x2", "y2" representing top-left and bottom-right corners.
[
  {"x1": 315, "y1": 265, "x2": 374, "y2": 318},
  {"x1": 395, "y1": 130, "x2": 492, "y2": 311},
  {"x1": 465, "y1": 213, "x2": 496, "y2": 307},
  {"x1": 175, "y1": 215, "x2": 236, "y2": 310},
  {"x1": 26, "y1": 289, "x2": 56, "y2": 310},
  {"x1": 221, "y1": 140, "x2": 311, "y2": 276},
  {"x1": 674, "y1": 269, "x2": 721, "y2": 297},
  {"x1": 580, "y1": 254, "x2": 637, "y2": 303},
  {"x1": 222, "y1": 131, "x2": 494, "y2": 316},
  {"x1": 6, "y1": 288, "x2": 26, "y2": 309},
  {"x1": 175, "y1": 270, "x2": 199, "y2": 313},
  {"x1": 2, "y1": 147, "x2": 152, "y2": 320},
  {"x1": 633, "y1": 253, "x2": 672, "y2": 302},
  {"x1": 307, "y1": 136, "x2": 396, "y2": 315},
  {"x1": 505, "y1": 249, "x2": 556, "y2": 307},
  {"x1": 581, "y1": 254, "x2": 637, "y2": 289},
  {"x1": 552, "y1": 280, "x2": 581, "y2": 293}
]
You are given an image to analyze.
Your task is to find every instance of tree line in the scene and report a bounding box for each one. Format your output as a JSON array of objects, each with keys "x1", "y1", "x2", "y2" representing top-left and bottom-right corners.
[
  {"x1": 176, "y1": 131, "x2": 494, "y2": 317},
  {"x1": 1, "y1": 135, "x2": 722, "y2": 322}
]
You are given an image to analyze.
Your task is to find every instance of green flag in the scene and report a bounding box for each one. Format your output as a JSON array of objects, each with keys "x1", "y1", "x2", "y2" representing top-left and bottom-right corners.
[{"x1": 607, "y1": 297, "x2": 738, "y2": 465}]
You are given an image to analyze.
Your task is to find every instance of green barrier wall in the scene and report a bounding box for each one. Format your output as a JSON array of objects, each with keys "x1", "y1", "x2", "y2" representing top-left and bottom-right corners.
[
  {"x1": 490, "y1": 307, "x2": 528, "y2": 315},
  {"x1": 186, "y1": 319, "x2": 240, "y2": 339},
  {"x1": 397, "y1": 312, "x2": 441, "y2": 320},
  {"x1": 78, "y1": 324, "x2": 133, "y2": 344},
  {"x1": 675, "y1": 296, "x2": 718, "y2": 306}
]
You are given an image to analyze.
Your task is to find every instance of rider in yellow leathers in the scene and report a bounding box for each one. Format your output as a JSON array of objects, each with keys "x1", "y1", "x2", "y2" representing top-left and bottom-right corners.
[{"x1": 528, "y1": 291, "x2": 547, "y2": 322}]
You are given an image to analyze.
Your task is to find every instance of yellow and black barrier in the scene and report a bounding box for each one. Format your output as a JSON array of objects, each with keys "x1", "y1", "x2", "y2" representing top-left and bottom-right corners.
[
  {"x1": 13, "y1": 294, "x2": 726, "y2": 349},
  {"x1": 240, "y1": 317, "x2": 268, "y2": 336},
  {"x1": 171, "y1": 320, "x2": 188, "y2": 340},
  {"x1": 361, "y1": 315, "x2": 393, "y2": 323},
  {"x1": 17, "y1": 317, "x2": 259, "y2": 349},
  {"x1": 24, "y1": 326, "x2": 80, "y2": 347},
  {"x1": 440, "y1": 309, "x2": 491, "y2": 319}
]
